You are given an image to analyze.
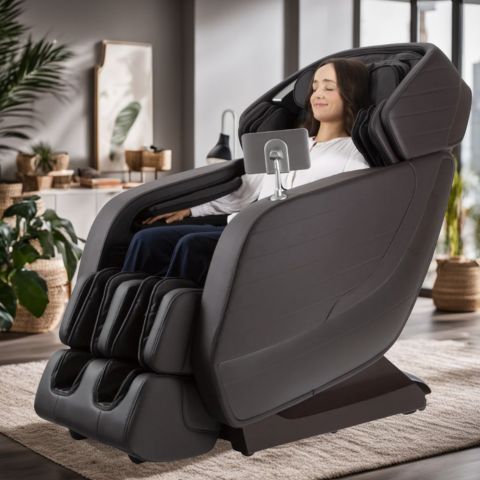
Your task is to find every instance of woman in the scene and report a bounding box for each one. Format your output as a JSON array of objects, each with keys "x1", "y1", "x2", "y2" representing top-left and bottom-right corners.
[{"x1": 122, "y1": 58, "x2": 371, "y2": 286}]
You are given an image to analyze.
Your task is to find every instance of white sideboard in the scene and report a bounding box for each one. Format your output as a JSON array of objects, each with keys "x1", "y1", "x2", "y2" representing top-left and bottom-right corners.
[{"x1": 38, "y1": 187, "x2": 123, "y2": 241}]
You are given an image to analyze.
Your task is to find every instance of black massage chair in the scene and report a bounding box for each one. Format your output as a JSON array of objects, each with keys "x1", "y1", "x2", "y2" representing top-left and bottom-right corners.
[{"x1": 35, "y1": 43, "x2": 471, "y2": 463}]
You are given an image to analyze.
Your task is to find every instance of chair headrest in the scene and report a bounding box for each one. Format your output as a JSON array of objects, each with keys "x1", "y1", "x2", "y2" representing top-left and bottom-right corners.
[
  {"x1": 238, "y1": 44, "x2": 471, "y2": 164},
  {"x1": 293, "y1": 58, "x2": 411, "y2": 109}
]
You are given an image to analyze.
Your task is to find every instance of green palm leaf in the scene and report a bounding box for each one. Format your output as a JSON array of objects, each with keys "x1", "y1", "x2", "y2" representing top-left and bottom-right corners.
[
  {"x1": 0, "y1": 0, "x2": 26, "y2": 65},
  {"x1": 0, "y1": 1, "x2": 73, "y2": 155}
]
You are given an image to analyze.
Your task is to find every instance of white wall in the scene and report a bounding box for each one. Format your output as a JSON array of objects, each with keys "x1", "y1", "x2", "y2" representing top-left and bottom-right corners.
[
  {"x1": 193, "y1": 0, "x2": 284, "y2": 167},
  {"x1": 299, "y1": 0, "x2": 353, "y2": 68},
  {"x1": 0, "y1": 0, "x2": 184, "y2": 178}
]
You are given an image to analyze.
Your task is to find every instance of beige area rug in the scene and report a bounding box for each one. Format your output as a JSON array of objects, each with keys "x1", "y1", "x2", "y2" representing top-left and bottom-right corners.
[{"x1": 0, "y1": 339, "x2": 479, "y2": 480}]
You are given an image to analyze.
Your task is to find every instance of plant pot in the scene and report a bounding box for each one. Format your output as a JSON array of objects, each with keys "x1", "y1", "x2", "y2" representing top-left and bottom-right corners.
[
  {"x1": 10, "y1": 257, "x2": 68, "y2": 333},
  {"x1": 53, "y1": 152, "x2": 70, "y2": 171},
  {"x1": 23, "y1": 174, "x2": 54, "y2": 191},
  {"x1": 16, "y1": 152, "x2": 37, "y2": 175},
  {"x1": 0, "y1": 182, "x2": 23, "y2": 217},
  {"x1": 432, "y1": 256, "x2": 480, "y2": 312}
]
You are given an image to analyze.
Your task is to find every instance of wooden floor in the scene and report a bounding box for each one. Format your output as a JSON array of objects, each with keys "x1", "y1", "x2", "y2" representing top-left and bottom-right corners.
[{"x1": 0, "y1": 297, "x2": 479, "y2": 480}]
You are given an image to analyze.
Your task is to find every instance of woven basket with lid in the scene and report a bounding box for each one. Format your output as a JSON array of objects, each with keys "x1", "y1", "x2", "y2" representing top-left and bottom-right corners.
[{"x1": 432, "y1": 256, "x2": 480, "y2": 313}]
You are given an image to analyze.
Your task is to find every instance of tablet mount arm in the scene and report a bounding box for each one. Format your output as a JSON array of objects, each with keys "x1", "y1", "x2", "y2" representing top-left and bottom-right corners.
[{"x1": 264, "y1": 139, "x2": 290, "y2": 201}]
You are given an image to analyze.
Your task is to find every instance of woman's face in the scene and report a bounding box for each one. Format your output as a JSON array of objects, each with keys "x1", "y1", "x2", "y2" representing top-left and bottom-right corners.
[{"x1": 310, "y1": 63, "x2": 344, "y2": 123}]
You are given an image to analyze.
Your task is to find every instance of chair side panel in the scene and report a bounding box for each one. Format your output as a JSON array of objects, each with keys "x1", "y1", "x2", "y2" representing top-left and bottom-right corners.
[{"x1": 194, "y1": 153, "x2": 453, "y2": 426}]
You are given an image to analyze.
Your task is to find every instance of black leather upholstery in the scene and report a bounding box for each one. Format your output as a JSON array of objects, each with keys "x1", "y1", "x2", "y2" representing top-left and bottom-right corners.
[{"x1": 35, "y1": 43, "x2": 471, "y2": 462}]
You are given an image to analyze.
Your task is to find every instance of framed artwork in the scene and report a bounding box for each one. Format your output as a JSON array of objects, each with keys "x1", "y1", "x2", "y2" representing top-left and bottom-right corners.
[{"x1": 94, "y1": 40, "x2": 153, "y2": 173}]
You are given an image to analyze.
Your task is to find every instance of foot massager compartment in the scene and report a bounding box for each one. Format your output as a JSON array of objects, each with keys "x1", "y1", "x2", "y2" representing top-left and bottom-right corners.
[{"x1": 35, "y1": 272, "x2": 219, "y2": 461}]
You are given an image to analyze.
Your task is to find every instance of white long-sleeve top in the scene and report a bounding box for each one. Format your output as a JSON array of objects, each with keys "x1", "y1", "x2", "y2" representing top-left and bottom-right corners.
[{"x1": 190, "y1": 136, "x2": 370, "y2": 223}]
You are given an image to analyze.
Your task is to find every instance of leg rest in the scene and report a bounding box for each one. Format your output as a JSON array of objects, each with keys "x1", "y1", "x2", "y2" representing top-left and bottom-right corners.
[{"x1": 35, "y1": 349, "x2": 219, "y2": 462}]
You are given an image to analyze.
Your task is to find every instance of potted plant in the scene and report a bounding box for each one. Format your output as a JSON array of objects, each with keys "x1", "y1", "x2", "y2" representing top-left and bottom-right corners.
[
  {"x1": 0, "y1": 195, "x2": 82, "y2": 332},
  {"x1": 432, "y1": 157, "x2": 480, "y2": 312},
  {"x1": 0, "y1": 0, "x2": 73, "y2": 201},
  {"x1": 28, "y1": 141, "x2": 54, "y2": 190}
]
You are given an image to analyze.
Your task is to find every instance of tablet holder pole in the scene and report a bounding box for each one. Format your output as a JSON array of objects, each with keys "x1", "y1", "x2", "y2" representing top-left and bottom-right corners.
[{"x1": 264, "y1": 139, "x2": 290, "y2": 201}]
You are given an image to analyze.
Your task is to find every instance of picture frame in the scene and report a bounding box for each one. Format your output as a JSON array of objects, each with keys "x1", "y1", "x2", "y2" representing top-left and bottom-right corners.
[{"x1": 94, "y1": 40, "x2": 153, "y2": 173}]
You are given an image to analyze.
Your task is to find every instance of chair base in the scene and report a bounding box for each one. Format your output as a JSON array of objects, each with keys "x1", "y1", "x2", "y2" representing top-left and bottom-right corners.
[{"x1": 221, "y1": 356, "x2": 430, "y2": 456}]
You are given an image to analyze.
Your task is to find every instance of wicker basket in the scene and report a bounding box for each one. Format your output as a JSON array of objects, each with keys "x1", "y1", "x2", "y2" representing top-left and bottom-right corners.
[
  {"x1": 142, "y1": 149, "x2": 172, "y2": 170},
  {"x1": 10, "y1": 257, "x2": 68, "y2": 333},
  {"x1": 126, "y1": 149, "x2": 172, "y2": 174},
  {"x1": 125, "y1": 150, "x2": 144, "y2": 171},
  {"x1": 22, "y1": 174, "x2": 53, "y2": 192},
  {"x1": 0, "y1": 182, "x2": 23, "y2": 217},
  {"x1": 16, "y1": 152, "x2": 37, "y2": 175},
  {"x1": 432, "y1": 256, "x2": 480, "y2": 313}
]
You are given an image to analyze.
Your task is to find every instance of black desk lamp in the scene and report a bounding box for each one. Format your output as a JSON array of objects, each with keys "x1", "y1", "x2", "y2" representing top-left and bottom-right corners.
[{"x1": 206, "y1": 109, "x2": 236, "y2": 164}]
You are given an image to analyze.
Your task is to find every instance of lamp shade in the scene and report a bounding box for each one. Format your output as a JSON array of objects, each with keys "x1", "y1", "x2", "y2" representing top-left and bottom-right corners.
[{"x1": 206, "y1": 133, "x2": 232, "y2": 163}]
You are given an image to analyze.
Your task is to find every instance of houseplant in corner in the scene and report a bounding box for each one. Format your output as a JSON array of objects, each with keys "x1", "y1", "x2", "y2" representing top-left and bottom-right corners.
[
  {"x1": 0, "y1": 0, "x2": 73, "y2": 201},
  {"x1": 0, "y1": 196, "x2": 82, "y2": 332},
  {"x1": 432, "y1": 158, "x2": 480, "y2": 312}
]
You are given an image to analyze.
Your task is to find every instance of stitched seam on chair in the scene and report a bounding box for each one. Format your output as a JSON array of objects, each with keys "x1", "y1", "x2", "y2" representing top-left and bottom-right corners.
[
  {"x1": 244, "y1": 221, "x2": 394, "y2": 264},
  {"x1": 390, "y1": 105, "x2": 454, "y2": 119},
  {"x1": 397, "y1": 85, "x2": 457, "y2": 98},
  {"x1": 402, "y1": 127, "x2": 450, "y2": 138},
  {"x1": 237, "y1": 247, "x2": 387, "y2": 292}
]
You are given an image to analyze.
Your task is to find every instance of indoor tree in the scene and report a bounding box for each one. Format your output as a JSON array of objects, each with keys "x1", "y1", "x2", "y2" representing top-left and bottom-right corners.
[{"x1": 0, "y1": 0, "x2": 73, "y2": 179}]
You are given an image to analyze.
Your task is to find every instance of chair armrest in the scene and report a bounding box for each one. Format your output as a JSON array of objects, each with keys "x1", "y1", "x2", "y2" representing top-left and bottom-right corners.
[{"x1": 77, "y1": 159, "x2": 244, "y2": 279}]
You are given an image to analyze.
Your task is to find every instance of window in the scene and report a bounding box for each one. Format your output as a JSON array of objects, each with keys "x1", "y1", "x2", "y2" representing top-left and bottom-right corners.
[
  {"x1": 417, "y1": 0, "x2": 452, "y2": 59},
  {"x1": 461, "y1": 2, "x2": 480, "y2": 259},
  {"x1": 360, "y1": 0, "x2": 410, "y2": 46}
]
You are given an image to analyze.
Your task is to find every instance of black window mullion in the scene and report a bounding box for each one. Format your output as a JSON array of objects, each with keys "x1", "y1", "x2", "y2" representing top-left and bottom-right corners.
[
  {"x1": 353, "y1": 0, "x2": 360, "y2": 48},
  {"x1": 452, "y1": 0, "x2": 463, "y2": 72},
  {"x1": 410, "y1": 0, "x2": 418, "y2": 42},
  {"x1": 452, "y1": 0, "x2": 463, "y2": 170}
]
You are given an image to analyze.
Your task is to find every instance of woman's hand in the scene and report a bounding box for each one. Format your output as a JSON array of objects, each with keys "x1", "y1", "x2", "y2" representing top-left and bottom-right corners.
[{"x1": 142, "y1": 208, "x2": 192, "y2": 225}]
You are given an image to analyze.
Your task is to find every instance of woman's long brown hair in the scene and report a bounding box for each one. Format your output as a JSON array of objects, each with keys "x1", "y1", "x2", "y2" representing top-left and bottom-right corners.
[{"x1": 304, "y1": 58, "x2": 370, "y2": 137}]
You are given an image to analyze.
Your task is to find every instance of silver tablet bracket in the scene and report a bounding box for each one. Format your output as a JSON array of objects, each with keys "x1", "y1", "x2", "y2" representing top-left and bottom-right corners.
[{"x1": 264, "y1": 139, "x2": 290, "y2": 201}]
